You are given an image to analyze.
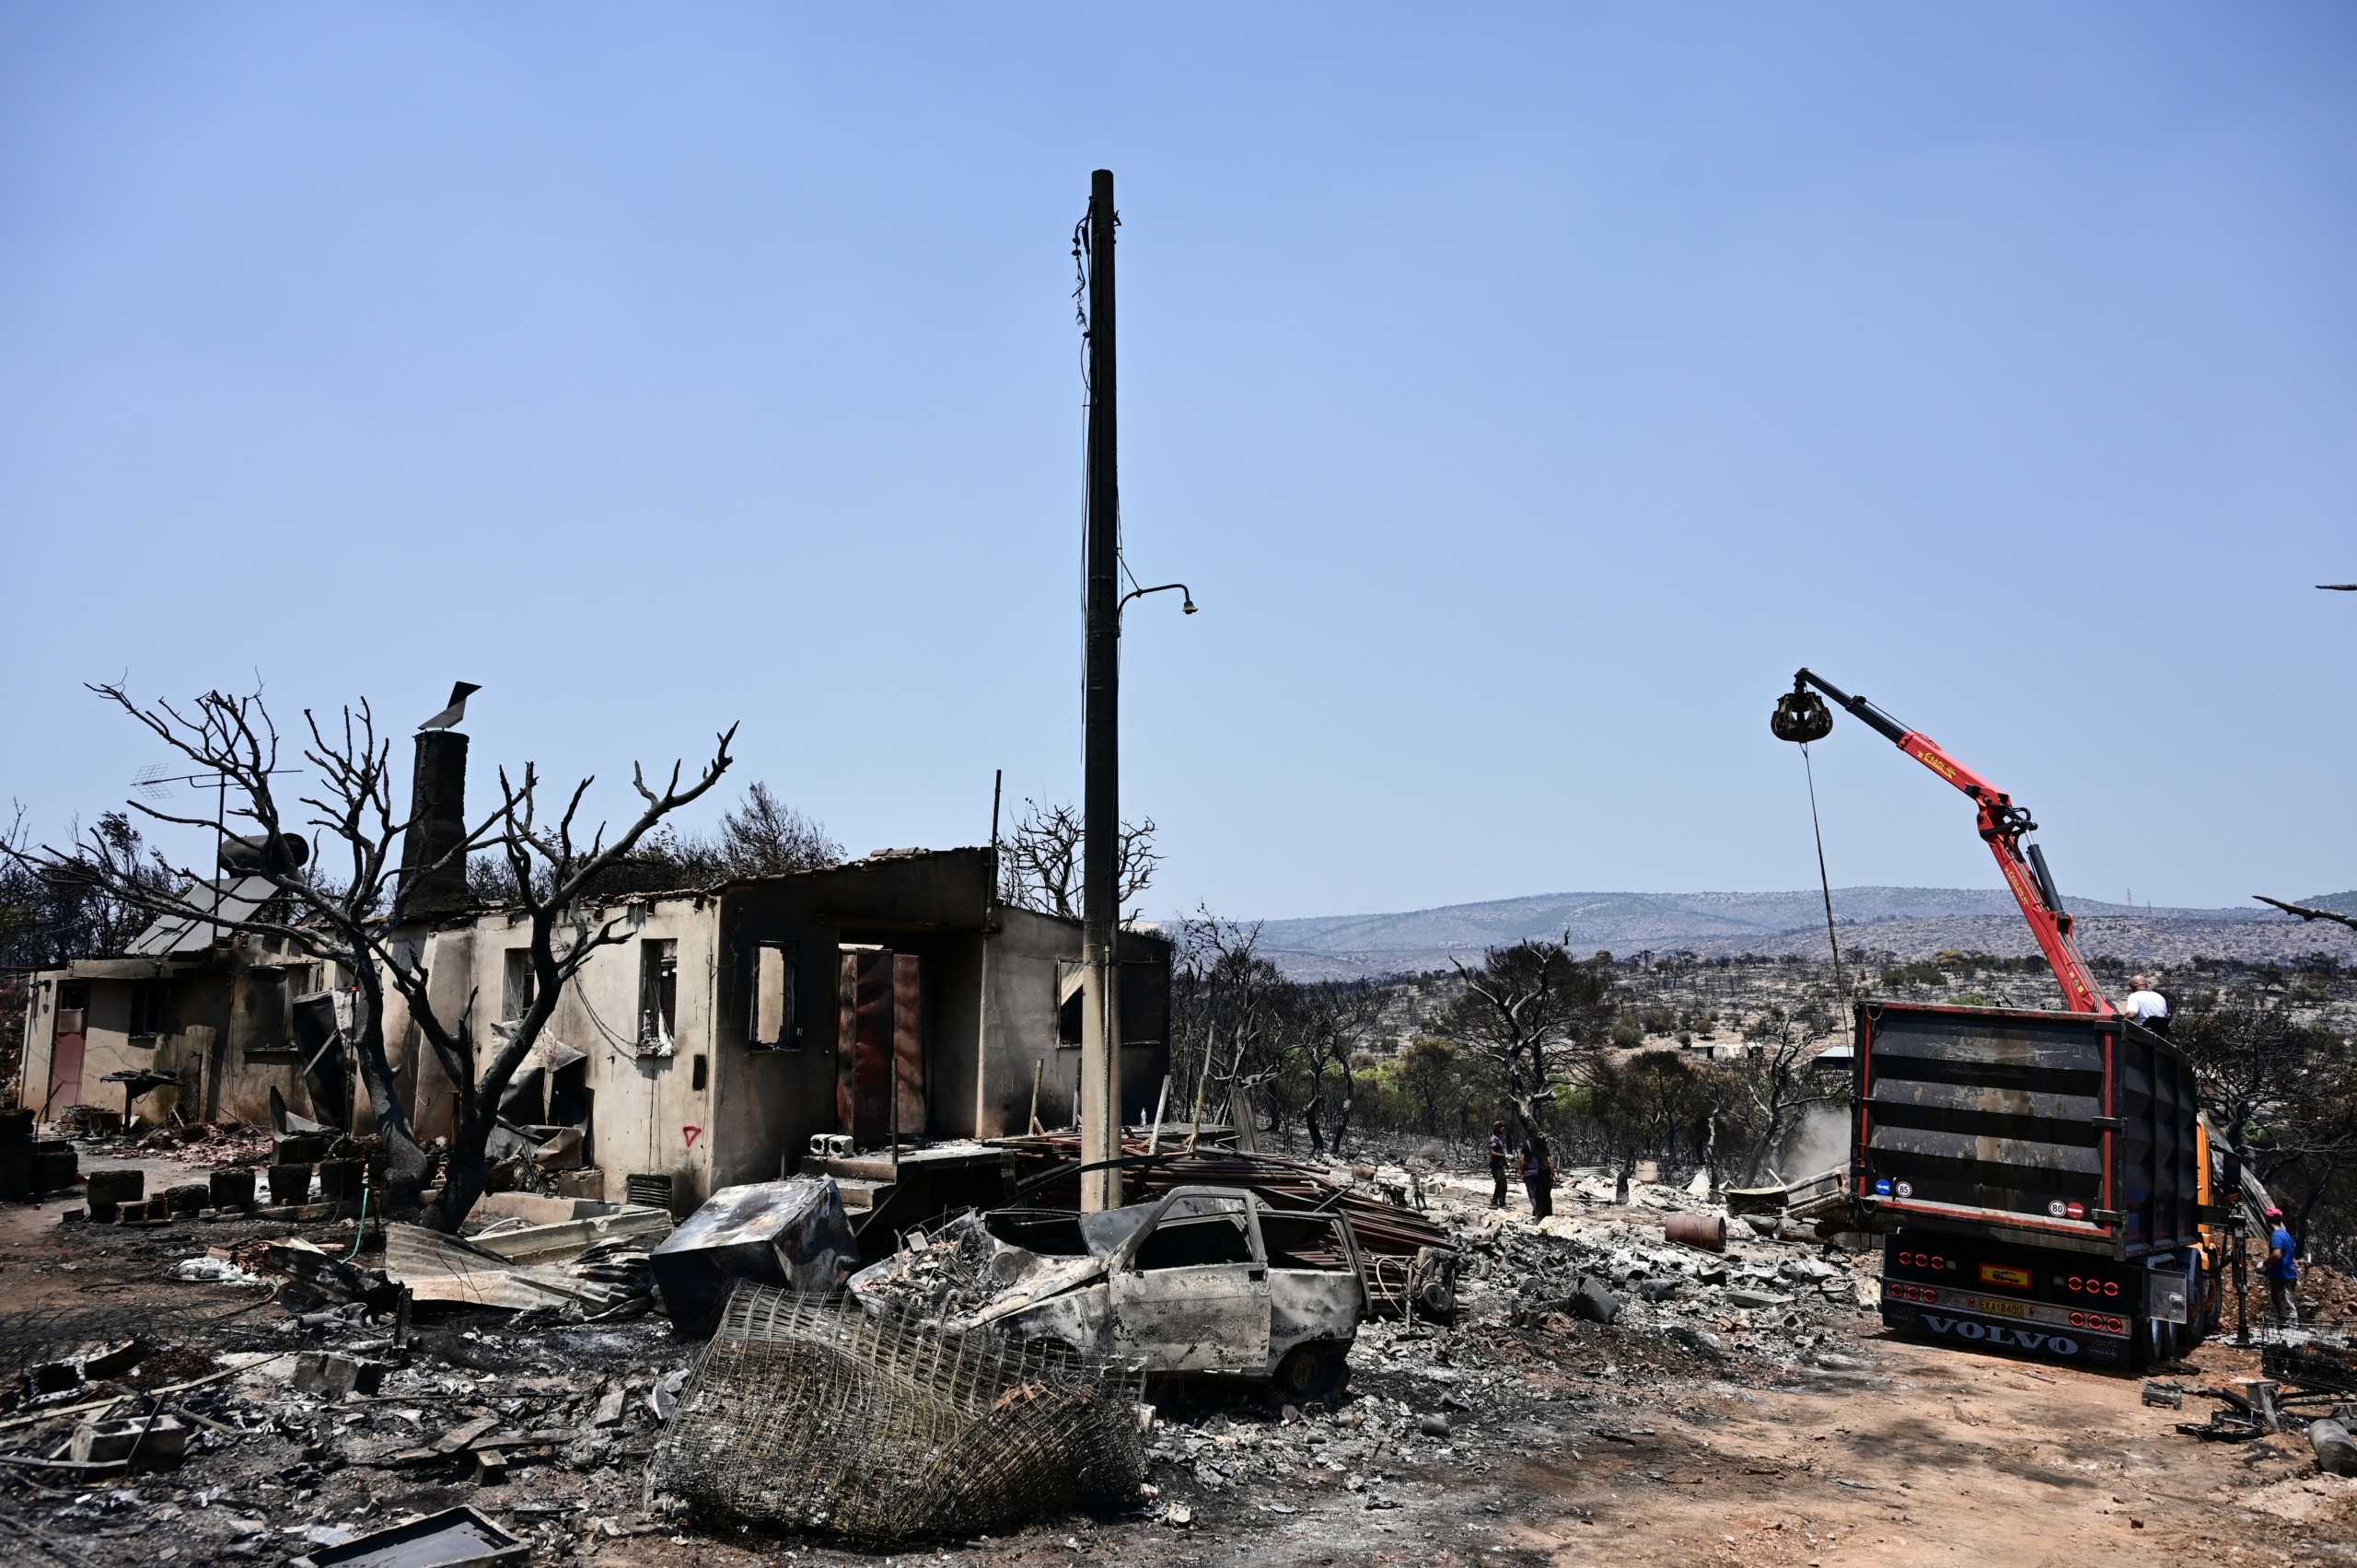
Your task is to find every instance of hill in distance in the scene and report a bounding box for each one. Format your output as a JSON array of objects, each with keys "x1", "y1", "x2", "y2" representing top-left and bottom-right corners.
[{"x1": 1240, "y1": 887, "x2": 2357, "y2": 981}]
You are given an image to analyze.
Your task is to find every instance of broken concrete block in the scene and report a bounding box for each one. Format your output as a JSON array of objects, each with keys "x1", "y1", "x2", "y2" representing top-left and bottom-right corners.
[
  {"x1": 162, "y1": 1182, "x2": 209, "y2": 1216},
  {"x1": 70, "y1": 1413, "x2": 187, "y2": 1470},
  {"x1": 557, "y1": 1168, "x2": 605, "y2": 1200},
  {"x1": 273, "y1": 1132, "x2": 332, "y2": 1165},
  {"x1": 292, "y1": 1352, "x2": 386, "y2": 1399},
  {"x1": 210, "y1": 1167, "x2": 257, "y2": 1209},
  {"x1": 27, "y1": 1360, "x2": 82, "y2": 1395},
  {"x1": 268, "y1": 1162, "x2": 316, "y2": 1206},
  {"x1": 29, "y1": 1144, "x2": 77, "y2": 1193},
  {"x1": 85, "y1": 1167, "x2": 143, "y2": 1223},
  {"x1": 647, "y1": 1177, "x2": 860, "y2": 1338},
  {"x1": 317, "y1": 1158, "x2": 364, "y2": 1201},
  {"x1": 591, "y1": 1382, "x2": 626, "y2": 1427},
  {"x1": 472, "y1": 1448, "x2": 509, "y2": 1484}
]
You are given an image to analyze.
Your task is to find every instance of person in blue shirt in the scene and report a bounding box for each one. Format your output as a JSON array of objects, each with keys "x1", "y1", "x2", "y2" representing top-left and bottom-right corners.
[{"x1": 2264, "y1": 1205, "x2": 2299, "y2": 1329}]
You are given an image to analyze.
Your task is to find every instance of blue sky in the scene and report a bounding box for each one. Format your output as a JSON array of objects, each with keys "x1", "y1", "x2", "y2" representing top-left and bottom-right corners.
[{"x1": 3, "y1": 4, "x2": 2352, "y2": 920}]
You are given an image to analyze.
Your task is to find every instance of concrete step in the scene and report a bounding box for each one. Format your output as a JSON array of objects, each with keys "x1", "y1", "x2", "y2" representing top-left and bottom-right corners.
[
  {"x1": 832, "y1": 1178, "x2": 893, "y2": 1213},
  {"x1": 807, "y1": 1155, "x2": 901, "y2": 1182}
]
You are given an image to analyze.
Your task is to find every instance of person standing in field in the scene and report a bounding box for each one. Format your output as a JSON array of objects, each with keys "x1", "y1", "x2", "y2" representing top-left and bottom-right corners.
[
  {"x1": 2265, "y1": 1205, "x2": 2300, "y2": 1329},
  {"x1": 1488, "y1": 1122, "x2": 1511, "y2": 1210},
  {"x1": 1521, "y1": 1134, "x2": 1556, "y2": 1220}
]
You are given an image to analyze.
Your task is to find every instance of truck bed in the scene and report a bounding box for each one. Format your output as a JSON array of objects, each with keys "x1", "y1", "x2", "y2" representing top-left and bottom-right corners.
[{"x1": 1852, "y1": 1001, "x2": 2203, "y2": 1261}]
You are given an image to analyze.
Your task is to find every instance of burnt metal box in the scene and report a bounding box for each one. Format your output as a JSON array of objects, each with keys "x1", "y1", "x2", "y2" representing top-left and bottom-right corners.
[{"x1": 648, "y1": 1178, "x2": 860, "y2": 1339}]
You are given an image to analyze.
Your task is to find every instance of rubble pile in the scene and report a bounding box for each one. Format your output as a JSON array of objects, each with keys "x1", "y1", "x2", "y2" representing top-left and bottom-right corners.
[
  {"x1": 0, "y1": 1277, "x2": 693, "y2": 1562},
  {"x1": 123, "y1": 1120, "x2": 276, "y2": 1170},
  {"x1": 1445, "y1": 1201, "x2": 1874, "y2": 1371},
  {"x1": 843, "y1": 1211, "x2": 1031, "y2": 1323}
]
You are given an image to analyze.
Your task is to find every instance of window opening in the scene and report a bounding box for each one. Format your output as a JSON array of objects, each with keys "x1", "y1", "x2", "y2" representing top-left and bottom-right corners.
[
  {"x1": 751, "y1": 941, "x2": 798, "y2": 1048},
  {"x1": 1134, "y1": 1214, "x2": 1254, "y2": 1270},
  {"x1": 503, "y1": 948, "x2": 537, "y2": 1023},
  {"x1": 128, "y1": 979, "x2": 172, "y2": 1040},
  {"x1": 1056, "y1": 960, "x2": 1086, "y2": 1048},
  {"x1": 243, "y1": 970, "x2": 292, "y2": 1056},
  {"x1": 639, "y1": 939, "x2": 679, "y2": 1056}
]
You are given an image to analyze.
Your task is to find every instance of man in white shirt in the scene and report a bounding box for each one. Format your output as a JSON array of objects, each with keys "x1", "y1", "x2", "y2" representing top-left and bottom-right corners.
[{"x1": 2119, "y1": 975, "x2": 2169, "y2": 1036}]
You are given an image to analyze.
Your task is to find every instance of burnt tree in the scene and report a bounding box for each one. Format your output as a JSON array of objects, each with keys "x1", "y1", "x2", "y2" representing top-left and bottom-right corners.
[
  {"x1": 1443, "y1": 935, "x2": 1618, "y2": 1149},
  {"x1": 997, "y1": 798, "x2": 1158, "y2": 923}
]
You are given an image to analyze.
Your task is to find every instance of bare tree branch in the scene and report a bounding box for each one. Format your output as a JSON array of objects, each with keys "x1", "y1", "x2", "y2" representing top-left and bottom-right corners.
[{"x1": 2257, "y1": 895, "x2": 2357, "y2": 934}]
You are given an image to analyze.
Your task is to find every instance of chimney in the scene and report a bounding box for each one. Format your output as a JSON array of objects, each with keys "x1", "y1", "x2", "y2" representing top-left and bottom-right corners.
[{"x1": 398, "y1": 729, "x2": 470, "y2": 920}]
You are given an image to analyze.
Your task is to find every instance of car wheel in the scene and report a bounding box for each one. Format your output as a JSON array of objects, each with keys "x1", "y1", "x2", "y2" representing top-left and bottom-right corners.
[{"x1": 1272, "y1": 1343, "x2": 1333, "y2": 1403}]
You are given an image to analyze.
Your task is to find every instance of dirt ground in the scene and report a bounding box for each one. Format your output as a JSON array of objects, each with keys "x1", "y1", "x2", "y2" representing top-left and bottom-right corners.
[{"x1": 4, "y1": 1160, "x2": 2353, "y2": 1568}]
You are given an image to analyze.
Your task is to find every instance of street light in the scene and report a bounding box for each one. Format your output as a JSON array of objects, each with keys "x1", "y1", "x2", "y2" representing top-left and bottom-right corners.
[{"x1": 1119, "y1": 582, "x2": 1196, "y2": 620}]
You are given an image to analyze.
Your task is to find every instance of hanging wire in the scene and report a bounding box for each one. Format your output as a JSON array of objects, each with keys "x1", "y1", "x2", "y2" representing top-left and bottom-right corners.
[{"x1": 1800, "y1": 741, "x2": 1847, "y2": 999}]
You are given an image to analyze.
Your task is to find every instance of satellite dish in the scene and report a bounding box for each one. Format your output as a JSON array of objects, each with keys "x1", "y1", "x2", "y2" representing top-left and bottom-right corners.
[{"x1": 419, "y1": 682, "x2": 482, "y2": 733}]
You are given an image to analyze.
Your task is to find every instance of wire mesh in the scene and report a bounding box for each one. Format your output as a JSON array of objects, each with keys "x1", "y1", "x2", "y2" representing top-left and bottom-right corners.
[
  {"x1": 650, "y1": 1285, "x2": 1144, "y2": 1541},
  {"x1": 0, "y1": 1306, "x2": 183, "y2": 1381}
]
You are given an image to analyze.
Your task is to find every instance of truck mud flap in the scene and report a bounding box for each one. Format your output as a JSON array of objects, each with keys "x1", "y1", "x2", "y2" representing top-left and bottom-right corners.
[{"x1": 1883, "y1": 1300, "x2": 2127, "y2": 1367}]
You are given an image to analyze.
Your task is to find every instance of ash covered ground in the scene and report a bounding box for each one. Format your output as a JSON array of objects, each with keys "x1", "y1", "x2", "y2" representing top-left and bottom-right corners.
[{"x1": 4, "y1": 1149, "x2": 2353, "y2": 1568}]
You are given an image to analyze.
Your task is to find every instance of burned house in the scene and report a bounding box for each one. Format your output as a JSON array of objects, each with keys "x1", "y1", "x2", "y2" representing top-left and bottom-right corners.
[
  {"x1": 381, "y1": 844, "x2": 1172, "y2": 1213},
  {"x1": 13, "y1": 877, "x2": 354, "y2": 1131},
  {"x1": 12, "y1": 725, "x2": 1173, "y2": 1218}
]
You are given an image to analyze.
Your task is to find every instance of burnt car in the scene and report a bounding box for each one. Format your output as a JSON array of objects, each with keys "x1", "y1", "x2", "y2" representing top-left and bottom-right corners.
[{"x1": 850, "y1": 1185, "x2": 1366, "y2": 1400}]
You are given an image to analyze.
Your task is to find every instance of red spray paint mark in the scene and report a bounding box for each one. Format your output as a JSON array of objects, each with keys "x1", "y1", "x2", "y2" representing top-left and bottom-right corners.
[{"x1": 682, "y1": 1126, "x2": 703, "y2": 1149}]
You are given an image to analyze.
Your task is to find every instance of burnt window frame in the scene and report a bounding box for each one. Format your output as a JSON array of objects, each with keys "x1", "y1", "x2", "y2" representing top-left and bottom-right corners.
[
  {"x1": 126, "y1": 978, "x2": 173, "y2": 1043},
  {"x1": 1055, "y1": 960, "x2": 1086, "y2": 1049},
  {"x1": 502, "y1": 947, "x2": 537, "y2": 1024},
  {"x1": 749, "y1": 939, "x2": 800, "y2": 1050},
  {"x1": 638, "y1": 937, "x2": 679, "y2": 1054}
]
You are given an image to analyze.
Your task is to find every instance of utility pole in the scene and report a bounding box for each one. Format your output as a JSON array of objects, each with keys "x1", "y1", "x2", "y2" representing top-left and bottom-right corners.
[{"x1": 1079, "y1": 168, "x2": 1123, "y2": 1213}]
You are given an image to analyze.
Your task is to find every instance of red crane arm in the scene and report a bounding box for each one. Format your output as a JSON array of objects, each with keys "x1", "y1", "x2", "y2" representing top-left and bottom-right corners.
[{"x1": 1792, "y1": 670, "x2": 2113, "y2": 1016}]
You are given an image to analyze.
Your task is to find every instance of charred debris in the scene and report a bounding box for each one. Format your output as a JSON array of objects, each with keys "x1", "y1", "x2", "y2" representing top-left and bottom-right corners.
[
  {"x1": 0, "y1": 1102, "x2": 1928, "y2": 1561},
  {"x1": 12, "y1": 1109, "x2": 2357, "y2": 1562}
]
